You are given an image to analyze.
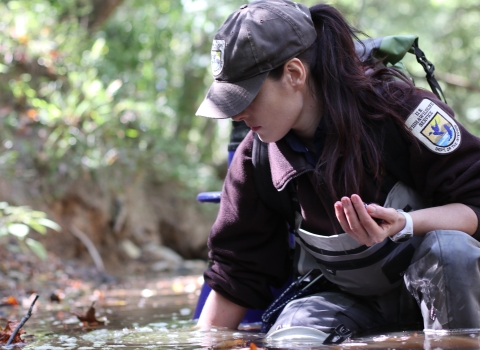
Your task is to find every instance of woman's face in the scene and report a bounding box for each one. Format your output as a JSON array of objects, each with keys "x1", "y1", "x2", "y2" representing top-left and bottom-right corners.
[{"x1": 231, "y1": 75, "x2": 306, "y2": 143}]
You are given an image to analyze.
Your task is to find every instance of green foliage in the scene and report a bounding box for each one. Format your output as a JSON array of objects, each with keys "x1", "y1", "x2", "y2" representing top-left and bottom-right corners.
[
  {"x1": 0, "y1": 202, "x2": 61, "y2": 260},
  {"x1": 0, "y1": 0, "x2": 244, "y2": 199},
  {"x1": 332, "y1": 0, "x2": 480, "y2": 134}
]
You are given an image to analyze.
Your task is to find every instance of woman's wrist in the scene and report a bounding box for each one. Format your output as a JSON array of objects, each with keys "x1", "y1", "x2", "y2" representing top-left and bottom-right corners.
[
  {"x1": 197, "y1": 290, "x2": 247, "y2": 330},
  {"x1": 390, "y1": 210, "x2": 413, "y2": 243}
]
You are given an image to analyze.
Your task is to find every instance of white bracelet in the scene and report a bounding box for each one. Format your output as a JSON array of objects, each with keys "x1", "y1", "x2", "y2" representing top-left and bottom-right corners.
[
  {"x1": 390, "y1": 209, "x2": 414, "y2": 243},
  {"x1": 397, "y1": 210, "x2": 412, "y2": 234}
]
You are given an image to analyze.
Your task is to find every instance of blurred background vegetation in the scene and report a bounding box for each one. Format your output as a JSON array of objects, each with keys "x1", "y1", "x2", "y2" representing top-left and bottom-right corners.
[{"x1": 0, "y1": 0, "x2": 479, "y2": 268}]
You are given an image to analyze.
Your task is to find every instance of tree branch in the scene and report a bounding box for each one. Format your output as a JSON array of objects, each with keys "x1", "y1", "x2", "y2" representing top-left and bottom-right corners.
[
  {"x1": 412, "y1": 72, "x2": 480, "y2": 93},
  {"x1": 87, "y1": 0, "x2": 125, "y2": 32},
  {"x1": 70, "y1": 225, "x2": 105, "y2": 273}
]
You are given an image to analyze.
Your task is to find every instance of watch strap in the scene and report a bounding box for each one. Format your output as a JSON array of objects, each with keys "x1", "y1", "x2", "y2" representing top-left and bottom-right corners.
[{"x1": 390, "y1": 209, "x2": 413, "y2": 243}]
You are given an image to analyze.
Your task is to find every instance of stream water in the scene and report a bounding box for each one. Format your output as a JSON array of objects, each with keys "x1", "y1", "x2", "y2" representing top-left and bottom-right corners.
[{"x1": 3, "y1": 274, "x2": 480, "y2": 350}]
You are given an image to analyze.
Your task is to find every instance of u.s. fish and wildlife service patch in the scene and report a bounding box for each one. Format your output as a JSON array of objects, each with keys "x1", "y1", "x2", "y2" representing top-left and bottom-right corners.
[
  {"x1": 405, "y1": 99, "x2": 461, "y2": 154},
  {"x1": 211, "y1": 40, "x2": 225, "y2": 76}
]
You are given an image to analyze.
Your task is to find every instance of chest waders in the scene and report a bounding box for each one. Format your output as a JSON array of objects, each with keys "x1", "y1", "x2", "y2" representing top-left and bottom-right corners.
[
  {"x1": 295, "y1": 181, "x2": 427, "y2": 296},
  {"x1": 254, "y1": 124, "x2": 480, "y2": 333}
]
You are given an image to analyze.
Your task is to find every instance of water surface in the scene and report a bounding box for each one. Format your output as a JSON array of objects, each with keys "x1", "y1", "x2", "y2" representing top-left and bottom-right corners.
[{"x1": 3, "y1": 275, "x2": 480, "y2": 349}]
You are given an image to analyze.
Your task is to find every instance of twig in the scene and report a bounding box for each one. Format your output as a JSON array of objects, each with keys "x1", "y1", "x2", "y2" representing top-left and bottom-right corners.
[
  {"x1": 412, "y1": 72, "x2": 480, "y2": 92},
  {"x1": 5, "y1": 294, "x2": 39, "y2": 346},
  {"x1": 70, "y1": 225, "x2": 105, "y2": 273}
]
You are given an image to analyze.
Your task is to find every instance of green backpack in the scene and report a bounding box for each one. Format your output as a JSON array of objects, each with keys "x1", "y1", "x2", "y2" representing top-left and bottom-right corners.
[{"x1": 356, "y1": 35, "x2": 446, "y2": 103}]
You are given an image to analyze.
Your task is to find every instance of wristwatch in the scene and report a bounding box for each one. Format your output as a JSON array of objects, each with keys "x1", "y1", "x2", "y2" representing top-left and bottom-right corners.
[{"x1": 390, "y1": 209, "x2": 413, "y2": 243}]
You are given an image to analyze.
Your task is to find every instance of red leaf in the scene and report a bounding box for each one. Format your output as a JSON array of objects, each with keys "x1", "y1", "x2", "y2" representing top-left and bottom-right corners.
[
  {"x1": 0, "y1": 320, "x2": 26, "y2": 344},
  {"x1": 75, "y1": 302, "x2": 104, "y2": 326},
  {"x1": 1, "y1": 296, "x2": 19, "y2": 306}
]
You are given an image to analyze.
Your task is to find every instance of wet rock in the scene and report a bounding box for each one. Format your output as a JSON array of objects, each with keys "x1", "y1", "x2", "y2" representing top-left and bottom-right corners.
[
  {"x1": 143, "y1": 244, "x2": 183, "y2": 265},
  {"x1": 120, "y1": 239, "x2": 142, "y2": 260},
  {"x1": 181, "y1": 259, "x2": 207, "y2": 273},
  {"x1": 150, "y1": 261, "x2": 171, "y2": 272}
]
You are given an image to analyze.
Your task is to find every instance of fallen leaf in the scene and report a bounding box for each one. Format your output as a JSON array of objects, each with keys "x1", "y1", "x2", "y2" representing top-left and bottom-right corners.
[
  {"x1": 49, "y1": 293, "x2": 61, "y2": 303},
  {"x1": 0, "y1": 320, "x2": 25, "y2": 344},
  {"x1": 213, "y1": 339, "x2": 246, "y2": 349},
  {"x1": 75, "y1": 302, "x2": 104, "y2": 326},
  {"x1": 0, "y1": 296, "x2": 19, "y2": 306}
]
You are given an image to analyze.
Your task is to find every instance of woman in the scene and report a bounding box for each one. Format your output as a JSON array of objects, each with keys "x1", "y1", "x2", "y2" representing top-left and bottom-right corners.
[{"x1": 195, "y1": 0, "x2": 480, "y2": 335}]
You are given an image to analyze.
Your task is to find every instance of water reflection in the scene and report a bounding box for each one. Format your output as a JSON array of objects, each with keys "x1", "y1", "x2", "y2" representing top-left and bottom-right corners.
[{"x1": 3, "y1": 275, "x2": 480, "y2": 349}]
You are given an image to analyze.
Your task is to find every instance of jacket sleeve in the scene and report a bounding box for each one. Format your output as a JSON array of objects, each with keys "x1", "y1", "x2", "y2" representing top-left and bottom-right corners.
[
  {"x1": 203, "y1": 132, "x2": 291, "y2": 309},
  {"x1": 401, "y1": 89, "x2": 480, "y2": 239}
]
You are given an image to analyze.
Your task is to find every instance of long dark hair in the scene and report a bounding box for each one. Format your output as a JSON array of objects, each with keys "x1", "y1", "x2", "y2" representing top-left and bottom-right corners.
[{"x1": 298, "y1": 4, "x2": 415, "y2": 200}]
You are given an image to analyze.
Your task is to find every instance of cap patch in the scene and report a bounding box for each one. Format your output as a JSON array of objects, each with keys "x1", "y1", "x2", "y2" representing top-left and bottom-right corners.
[
  {"x1": 211, "y1": 40, "x2": 225, "y2": 76},
  {"x1": 405, "y1": 99, "x2": 461, "y2": 154}
]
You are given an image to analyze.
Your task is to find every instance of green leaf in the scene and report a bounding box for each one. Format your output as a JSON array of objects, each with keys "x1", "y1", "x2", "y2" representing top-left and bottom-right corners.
[
  {"x1": 27, "y1": 221, "x2": 47, "y2": 234},
  {"x1": 29, "y1": 210, "x2": 47, "y2": 218},
  {"x1": 126, "y1": 129, "x2": 139, "y2": 138},
  {"x1": 36, "y1": 218, "x2": 62, "y2": 232},
  {"x1": 25, "y1": 238, "x2": 48, "y2": 260},
  {"x1": 8, "y1": 223, "x2": 30, "y2": 238}
]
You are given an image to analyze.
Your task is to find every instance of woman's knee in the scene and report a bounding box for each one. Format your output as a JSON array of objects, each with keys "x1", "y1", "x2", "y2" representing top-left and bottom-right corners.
[
  {"x1": 418, "y1": 230, "x2": 480, "y2": 268},
  {"x1": 270, "y1": 292, "x2": 382, "y2": 333},
  {"x1": 406, "y1": 230, "x2": 480, "y2": 329}
]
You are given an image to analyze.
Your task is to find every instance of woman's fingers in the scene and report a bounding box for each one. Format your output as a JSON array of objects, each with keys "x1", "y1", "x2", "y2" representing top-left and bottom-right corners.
[
  {"x1": 334, "y1": 201, "x2": 351, "y2": 233},
  {"x1": 335, "y1": 196, "x2": 373, "y2": 245},
  {"x1": 366, "y1": 204, "x2": 406, "y2": 237},
  {"x1": 350, "y1": 195, "x2": 379, "y2": 230},
  {"x1": 334, "y1": 195, "x2": 388, "y2": 246}
]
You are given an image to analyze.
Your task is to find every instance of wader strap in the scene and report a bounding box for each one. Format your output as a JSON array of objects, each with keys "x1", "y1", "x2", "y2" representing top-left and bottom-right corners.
[{"x1": 323, "y1": 325, "x2": 353, "y2": 345}]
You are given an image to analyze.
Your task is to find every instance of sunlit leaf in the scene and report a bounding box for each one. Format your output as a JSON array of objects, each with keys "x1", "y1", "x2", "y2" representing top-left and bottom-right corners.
[
  {"x1": 36, "y1": 218, "x2": 62, "y2": 232},
  {"x1": 27, "y1": 221, "x2": 47, "y2": 234},
  {"x1": 106, "y1": 79, "x2": 123, "y2": 97},
  {"x1": 126, "y1": 129, "x2": 139, "y2": 138},
  {"x1": 7, "y1": 223, "x2": 29, "y2": 238},
  {"x1": 25, "y1": 237, "x2": 48, "y2": 260},
  {"x1": 29, "y1": 210, "x2": 47, "y2": 218},
  {"x1": 91, "y1": 38, "x2": 106, "y2": 60}
]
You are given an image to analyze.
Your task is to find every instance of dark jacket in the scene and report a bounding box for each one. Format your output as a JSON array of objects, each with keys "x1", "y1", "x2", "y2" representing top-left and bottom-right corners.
[{"x1": 204, "y1": 87, "x2": 480, "y2": 310}]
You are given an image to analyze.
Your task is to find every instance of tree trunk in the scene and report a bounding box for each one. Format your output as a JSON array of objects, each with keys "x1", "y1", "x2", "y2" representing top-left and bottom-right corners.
[{"x1": 84, "y1": 0, "x2": 125, "y2": 32}]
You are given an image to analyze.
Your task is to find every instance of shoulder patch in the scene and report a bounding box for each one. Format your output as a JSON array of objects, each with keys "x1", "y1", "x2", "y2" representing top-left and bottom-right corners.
[{"x1": 405, "y1": 99, "x2": 461, "y2": 154}]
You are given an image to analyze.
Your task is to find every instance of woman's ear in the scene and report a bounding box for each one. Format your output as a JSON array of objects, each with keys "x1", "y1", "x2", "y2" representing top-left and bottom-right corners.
[{"x1": 283, "y1": 58, "x2": 307, "y2": 90}]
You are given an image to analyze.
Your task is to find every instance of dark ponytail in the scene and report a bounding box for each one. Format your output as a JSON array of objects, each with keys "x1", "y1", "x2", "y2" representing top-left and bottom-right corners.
[{"x1": 301, "y1": 4, "x2": 415, "y2": 202}]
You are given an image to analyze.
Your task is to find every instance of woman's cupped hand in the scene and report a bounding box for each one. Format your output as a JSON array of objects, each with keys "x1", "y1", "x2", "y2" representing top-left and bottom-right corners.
[{"x1": 334, "y1": 194, "x2": 406, "y2": 246}]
